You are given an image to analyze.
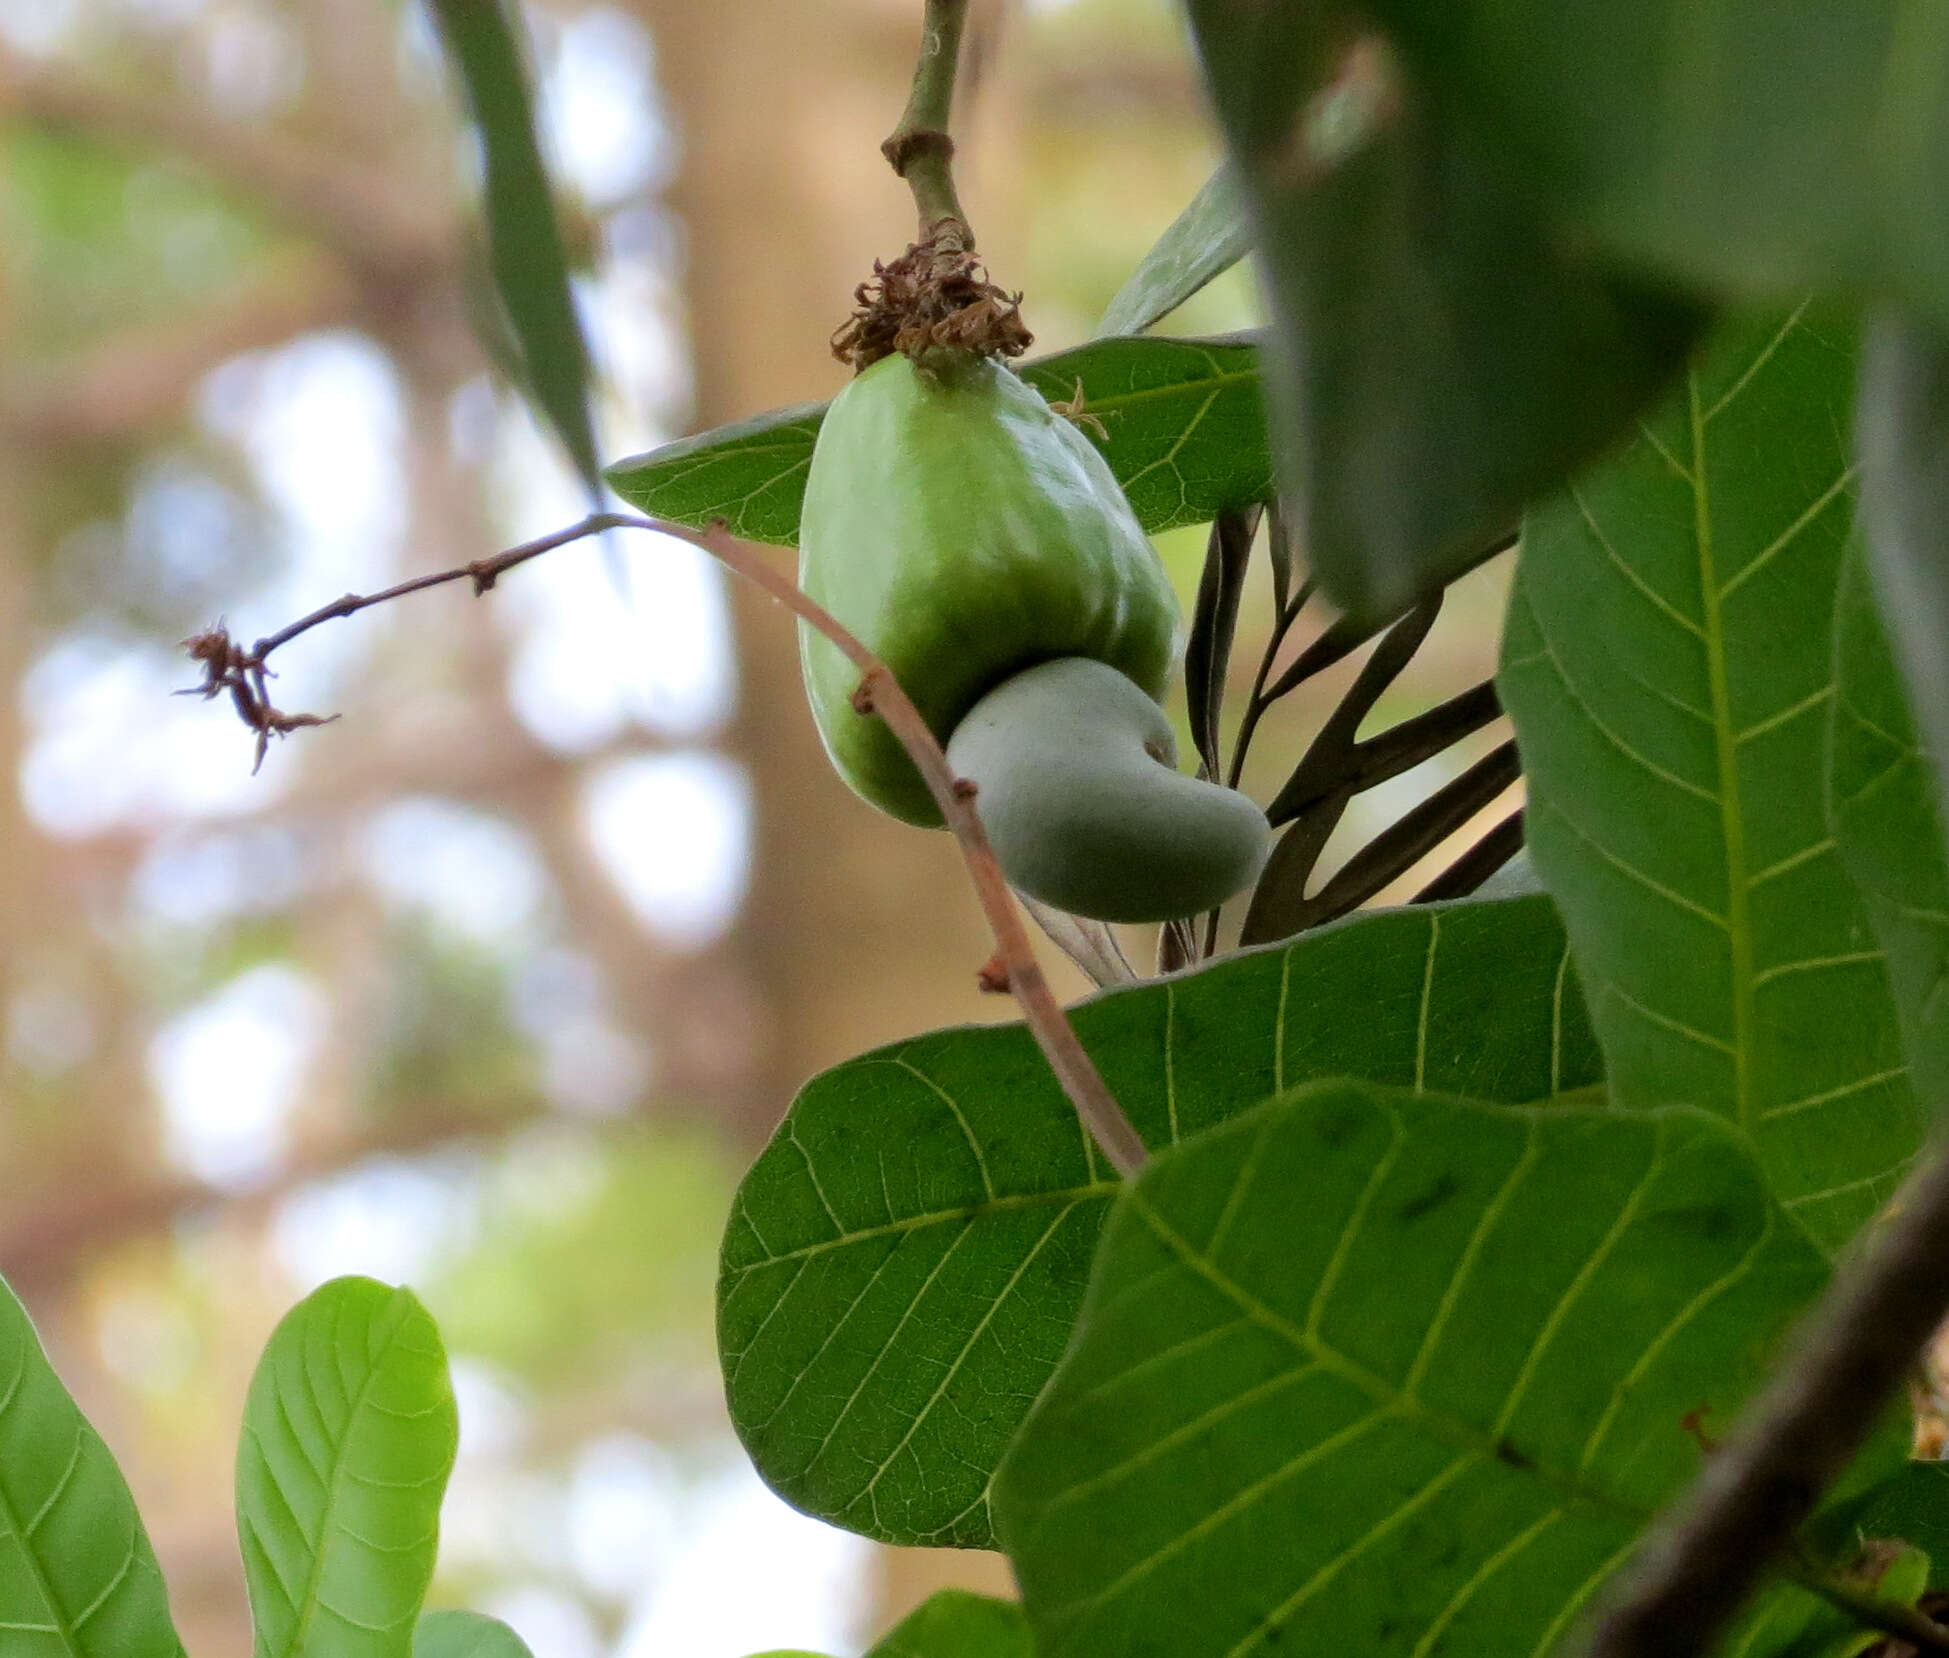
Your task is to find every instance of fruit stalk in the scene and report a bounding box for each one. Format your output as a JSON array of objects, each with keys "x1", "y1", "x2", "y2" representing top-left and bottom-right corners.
[{"x1": 882, "y1": 0, "x2": 972, "y2": 241}]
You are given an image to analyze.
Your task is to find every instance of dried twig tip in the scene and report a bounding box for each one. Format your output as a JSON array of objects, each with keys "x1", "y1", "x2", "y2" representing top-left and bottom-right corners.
[{"x1": 180, "y1": 621, "x2": 339, "y2": 773}]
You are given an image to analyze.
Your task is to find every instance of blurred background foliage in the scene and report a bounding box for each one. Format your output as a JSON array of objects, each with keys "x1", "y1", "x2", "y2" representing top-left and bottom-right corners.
[{"x1": 0, "y1": 1, "x2": 1507, "y2": 1654}]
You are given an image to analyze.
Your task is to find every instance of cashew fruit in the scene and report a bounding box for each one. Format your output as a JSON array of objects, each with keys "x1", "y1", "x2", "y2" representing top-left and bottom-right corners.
[
  {"x1": 797, "y1": 350, "x2": 1268, "y2": 922},
  {"x1": 946, "y1": 657, "x2": 1270, "y2": 923},
  {"x1": 798, "y1": 352, "x2": 1177, "y2": 826}
]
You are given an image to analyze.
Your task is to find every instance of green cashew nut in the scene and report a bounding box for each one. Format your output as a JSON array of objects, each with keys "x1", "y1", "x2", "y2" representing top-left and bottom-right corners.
[
  {"x1": 798, "y1": 350, "x2": 1267, "y2": 922},
  {"x1": 947, "y1": 657, "x2": 1269, "y2": 923}
]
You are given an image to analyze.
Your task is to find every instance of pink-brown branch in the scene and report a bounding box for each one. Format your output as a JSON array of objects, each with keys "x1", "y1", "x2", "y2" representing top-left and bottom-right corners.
[{"x1": 184, "y1": 510, "x2": 1149, "y2": 1178}]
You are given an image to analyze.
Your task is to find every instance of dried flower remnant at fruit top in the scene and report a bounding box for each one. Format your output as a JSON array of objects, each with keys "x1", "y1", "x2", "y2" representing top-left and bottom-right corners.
[{"x1": 830, "y1": 226, "x2": 1032, "y2": 372}]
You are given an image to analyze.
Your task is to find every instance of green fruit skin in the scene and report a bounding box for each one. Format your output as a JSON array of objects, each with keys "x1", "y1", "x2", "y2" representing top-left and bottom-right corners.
[{"x1": 798, "y1": 352, "x2": 1181, "y2": 826}]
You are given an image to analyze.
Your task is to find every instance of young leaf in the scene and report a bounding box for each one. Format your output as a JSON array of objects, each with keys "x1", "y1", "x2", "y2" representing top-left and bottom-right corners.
[
  {"x1": 0, "y1": 1276, "x2": 186, "y2": 1657},
  {"x1": 993, "y1": 1081, "x2": 1840, "y2": 1658},
  {"x1": 1368, "y1": 0, "x2": 1949, "y2": 332},
  {"x1": 604, "y1": 336, "x2": 1269, "y2": 545},
  {"x1": 1827, "y1": 547, "x2": 1949, "y2": 1100},
  {"x1": 719, "y1": 895, "x2": 1599, "y2": 1548},
  {"x1": 237, "y1": 1276, "x2": 458, "y2": 1658},
  {"x1": 866, "y1": 1591, "x2": 1033, "y2": 1658},
  {"x1": 1096, "y1": 167, "x2": 1252, "y2": 339},
  {"x1": 426, "y1": 0, "x2": 602, "y2": 496},
  {"x1": 414, "y1": 1610, "x2": 534, "y2": 1658},
  {"x1": 414, "y1": 1611, "x2": 534, "y2": 1658},
  {"x1": 1183, "y1": 0, "x2": 1706, "y2": 625},
  {"x1": 1500, "y1": 307, "x2": 1922, "y2": 1251}
]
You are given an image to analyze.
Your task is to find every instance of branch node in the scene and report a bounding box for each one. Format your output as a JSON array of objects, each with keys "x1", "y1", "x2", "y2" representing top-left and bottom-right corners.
[{"x1": 881, "y1": 128, "x2": 954, "y2": 178}]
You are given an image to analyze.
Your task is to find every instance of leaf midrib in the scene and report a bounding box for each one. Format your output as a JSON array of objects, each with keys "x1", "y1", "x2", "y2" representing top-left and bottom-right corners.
[
  {"x1": 1123, "y1": 1150, "x2": 1665, "y2": 1534},
  {"x1": 275, "y1": 1304, "x2": 398, "y2": 1658},
  {"x1": 723, "y1": 1182, "x2": 1124, "y2": 1279},
  {"x1": 1689, "y1": 373, "x2": 1757, "y2": 1129}
]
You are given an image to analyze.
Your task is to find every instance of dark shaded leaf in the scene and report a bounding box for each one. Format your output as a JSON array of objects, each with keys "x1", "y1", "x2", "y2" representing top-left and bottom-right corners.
[
  {"x1": 719, "y1": 896, "x2": 1599, "y2": 1547},
  {"x1": 426, "y1": 0, "x2": 601, "y2": 495},
  {"x1": 1370, "y1": 0, "x2": 1949, "y2": 329},
  {"x1": 605, "y1": 336, "x2": 1269, "y2": 544},
  {"x1": 1097, "y1": 167, "x2": 1252, "y2": 339},
  {"x1": 1828, "y1": 543, "x2": 1949, "y2": 1101},
  {"x1": 1265, "y1": 498, "x2": 1298, "y2": 617},
  {"x1": 1413, "y1": 808, "x2": 1526, "y2": 903},
  {"x1": 1183, "y1": 2, "x2": 1706, "y2": 624},
  {"x1": 1184, "y1": 506, "x2": 1261, "y2": 779},
  {"x1": 1244, "y1": 740, "x2": 1521, "y2": 943},
  {"x1": 1266, "y1": 679, "x2": 1501, "y2": 828}
]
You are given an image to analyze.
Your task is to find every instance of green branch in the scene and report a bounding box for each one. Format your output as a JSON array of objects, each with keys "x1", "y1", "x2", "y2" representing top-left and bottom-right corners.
[{"x1": 882, "y1": 0, "x2": 971, "y2": 241}]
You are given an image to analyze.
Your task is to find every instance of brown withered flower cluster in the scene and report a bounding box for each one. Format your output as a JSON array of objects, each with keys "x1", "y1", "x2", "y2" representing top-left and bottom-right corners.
[{"x1": 831, "y1": 225, "x2": 1033, "y2": 372}]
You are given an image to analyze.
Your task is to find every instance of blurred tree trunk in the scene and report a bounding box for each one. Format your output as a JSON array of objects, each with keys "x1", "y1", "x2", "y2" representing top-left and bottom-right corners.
[
  {"x1": 639, "y1": 0, "x2": 1047, "y2": 1137},
  {"x1": 638, "y1": 0, "x2": 1026, "y2": 1626}
]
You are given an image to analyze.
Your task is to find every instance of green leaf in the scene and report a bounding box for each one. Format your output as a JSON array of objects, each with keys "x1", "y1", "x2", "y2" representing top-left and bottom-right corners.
[
  {"x1": 992, "y1": 1080, "x2": 1834, "y2": 1658},
  {"x1": 0, "y1": 1276, "x2": 186, "y2": 1657},
  {"x1": 604, "y1": 336, "x2": 1269, "y2": 545},
  {"x1": 719, "y1": 894, "x2": 1599, "y2": 1548},
  {"x1": 1181, "y1": 2, "x2": 1706, "y2": 625},
  {"x1": 1828, "y1": 546, "x2": 1949, "y2": 1100},
  {"x1": 426, "y1": 0, "x2": 601, "y2": 495},
  {"x1": 1096, "y1": 168, "x2": 1251, "y2": 339},
  {"x1": 237, "y1": 1277, "x2": 458, "y2": 1658},
  {"x1": 413, "y1": 1611, "x2": 534, "y2": 1658},
  {"x1": 1499, "y1": 307, "x2": 1922, "y2": 1251},
  {"x1": 866, "y1": 1592, "x2": 1032, "y2": 1658},
  {"x1": 1367, "y1": 1, "x2": 1949, "y2": 330},
  {"x1": 1820, "y1": 1463, "x2": 1949, "y2": 1584}
]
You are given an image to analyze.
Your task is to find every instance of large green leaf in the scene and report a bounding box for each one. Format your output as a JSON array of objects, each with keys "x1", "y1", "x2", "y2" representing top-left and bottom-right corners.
[
  {"x1": 1828, "y1": 547, "x2": 1949, "y2": 1099},
  {"x1": 993, "y1": 1080, "x2": 1836, "y2": 1658},
  {"x1": 414, "y1": 1610, "x2": 534, "y2": 1658},
  {"x1": 1182, "y1": 0, "x2": 1705, "y2": 625},
  {"x1": 867, "y1": 1591, "x2": 1032, "y2": 1658},
  {"x1": 0, "y1": 1277, "x2": 185, "y2": 1657},
  {"x1": 1367, "y1": 1, "x2": 1949, "y2": 330},
  {"x1": 1500, "y1": 308, "x2": 1921, "y2": 1250},
  {"x1": 426, "y1": 0, "x2": 601, "y2": 495},
  {"x1": 604, "y1": 336, "x2": 1268, "y2": 545},
  {"x1": 237, "y1": 1277, "x2": 458, "y2": 1658},
  {"x1": 1096, "y1": 169, "x2": 1251, "y2": 339},
  {"x1": 719, "y1": 895, "x2": 1599, "y2": 1549}
]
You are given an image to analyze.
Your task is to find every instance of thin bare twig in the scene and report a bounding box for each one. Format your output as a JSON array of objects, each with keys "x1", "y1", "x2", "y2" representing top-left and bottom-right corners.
[
  {"x1": 183, "y1": 510, "x2": 1150, "y2": 1179},
  {"x1": 1584, "y1": 1137, "x2": 1949, "y2": 1658}
]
